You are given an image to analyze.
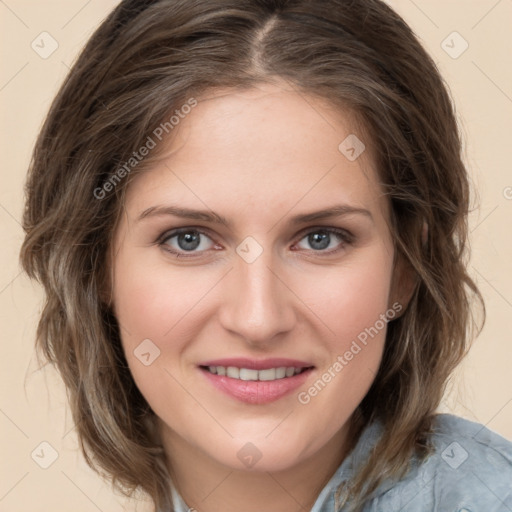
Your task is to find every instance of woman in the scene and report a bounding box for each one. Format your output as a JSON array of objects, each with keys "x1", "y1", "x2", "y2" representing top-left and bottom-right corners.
[{"x1": 19, "y1": 0, "x2": 512, "y2": 511}]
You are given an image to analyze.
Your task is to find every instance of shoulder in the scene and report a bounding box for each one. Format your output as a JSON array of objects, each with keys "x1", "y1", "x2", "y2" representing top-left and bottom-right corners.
[
  {"x1": 371, "y1": 414, "x2": 512, "y2": 511},
  {"x1": 428, "y1": 413, "x2": 512, "y2": 475},
  {"x1": 431, "y1": 412, "x2": 512, "y2": 456}
]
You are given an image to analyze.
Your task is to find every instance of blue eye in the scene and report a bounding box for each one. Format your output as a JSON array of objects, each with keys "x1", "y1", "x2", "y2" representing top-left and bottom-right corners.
[
  {"x1": 158, "y1": 227, "x2": 352, "y2": 259},
  {"x1": 295, "y1": 229, "x2": 351, "y2": 252},
  {"x1": 160, "y1": 229, "x2": 215, "y2": 256}
]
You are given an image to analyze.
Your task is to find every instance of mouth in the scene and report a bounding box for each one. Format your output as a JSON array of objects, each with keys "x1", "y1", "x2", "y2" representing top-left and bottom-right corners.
[
  {"x1": 198, "y1": 358, "x2": 314, "y2": 404},
  {"x1": 200, "y1": 365, "x2": 310, "y2": 381}
]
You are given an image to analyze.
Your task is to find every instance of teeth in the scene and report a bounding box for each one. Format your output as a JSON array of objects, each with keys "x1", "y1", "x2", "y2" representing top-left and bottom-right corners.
[
  {"x1": 205, "y1": 365, "x2": 307, "y2": 381},
  {"x1": 275, "y1": 367, "x2": 286, "y2": 379},
  {"x1": 259, "y1": 368, "x2": 276, "y2": 381},
  {"x1": 239, "y1": 368, "x2": 258, "y2": 381},
  {"x1": 226, "y1": 366, "x2": 239, "y2": 378}
]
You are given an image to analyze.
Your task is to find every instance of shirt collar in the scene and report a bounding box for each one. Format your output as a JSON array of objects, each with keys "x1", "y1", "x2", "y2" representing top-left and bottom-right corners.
[{"x1": 169, "y1": 416, "x2": 402, "y2": 512}]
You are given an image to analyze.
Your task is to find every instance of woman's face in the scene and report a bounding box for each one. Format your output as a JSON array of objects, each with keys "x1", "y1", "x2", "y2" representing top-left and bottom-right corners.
[{"x1": 111, "y1": 82, "x2": 405, "y2": 472}]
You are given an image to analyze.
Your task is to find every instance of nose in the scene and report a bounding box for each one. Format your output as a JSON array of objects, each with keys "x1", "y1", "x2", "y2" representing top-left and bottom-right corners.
[{"x1": 218, "y1": 249, "x2": 296, "y2": 346}]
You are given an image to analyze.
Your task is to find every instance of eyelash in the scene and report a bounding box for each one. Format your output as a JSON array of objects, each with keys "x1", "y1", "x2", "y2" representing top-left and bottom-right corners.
[{"x1": 156, "y1": 226, "x2": 354, "y2": 259}]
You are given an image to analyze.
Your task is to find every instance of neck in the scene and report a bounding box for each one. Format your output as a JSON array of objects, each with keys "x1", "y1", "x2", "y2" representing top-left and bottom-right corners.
[{"x1": 159, "y1": 416, "x2": 363, "y2": 512}]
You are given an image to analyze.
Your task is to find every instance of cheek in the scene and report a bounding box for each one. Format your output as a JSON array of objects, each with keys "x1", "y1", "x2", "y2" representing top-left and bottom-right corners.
[
  {"x1": 111, "y1": 247, "x2": 225, "y2": 403},
  {"x1": 292, "y1": 250, "x2": 393, "y2": 433},
  {"x1": 110, "y1": 250, "x2": 198, "y2": 412},
  {"x1": 112, "y1": 247, "x2": 212, "y2": 346},
  {"x1": 295, "y1": 252, "x2": 393, "y2": 351}
]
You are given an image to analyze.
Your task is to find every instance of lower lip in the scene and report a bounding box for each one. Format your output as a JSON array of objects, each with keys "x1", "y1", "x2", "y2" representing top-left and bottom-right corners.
[{"x1": 200, "y1": 367, "x2": 313, "y2": 404}]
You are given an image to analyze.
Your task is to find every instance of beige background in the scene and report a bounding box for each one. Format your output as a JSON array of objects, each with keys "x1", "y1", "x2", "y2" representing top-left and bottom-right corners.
[{"x1": 1, "y1": 1, "x2": 511, "y2": 510}]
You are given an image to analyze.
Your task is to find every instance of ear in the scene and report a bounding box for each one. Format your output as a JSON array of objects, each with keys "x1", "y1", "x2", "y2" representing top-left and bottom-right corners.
[
  {"x1": 98, "y1": 276, "x2": 113, "y2": 309},
  {"x1": 388, "y1": 221, "x2": 427, "y2": 316},
  {"x1": 388, "y1": 254, "x2": 417, "y2": 319},
  {"x1": 421, "y1": 221, "x2": 428, "y2": 248},
  {"x1": 98, "y1": 245, "x2": 115, "y2": 309}
]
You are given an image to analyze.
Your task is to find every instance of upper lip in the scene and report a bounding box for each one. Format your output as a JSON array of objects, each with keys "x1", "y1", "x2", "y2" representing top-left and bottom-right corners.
[{"x1": 199, "y1": 358, "x2": 314, "y2": 370}]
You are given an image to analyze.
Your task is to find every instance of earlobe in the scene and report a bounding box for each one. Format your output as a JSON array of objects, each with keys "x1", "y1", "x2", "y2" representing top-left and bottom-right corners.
[
  {"x1": 98, "y1": 278, "x2": 113, "y2": 309},
  {"x1": 99, "y1": 286, "x2": 113, "y2": 309},
  {"x1": 388, "y1": 221, "x2": 427, "y2": 317},
  {"x1": 98, "y1": 247, "x2": 114, "y2": 308},
  {"x1": 422, "y1": 221, "x2": 428, "y2": 248},
  {"x1": 389, "y1": 256, "x2": 418, "y2": 319}
]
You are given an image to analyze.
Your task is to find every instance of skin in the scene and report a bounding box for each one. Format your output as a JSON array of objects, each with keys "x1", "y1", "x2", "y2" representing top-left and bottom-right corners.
[{"x1": 110, "y1": 81, "x2": 412, "y2": 512}]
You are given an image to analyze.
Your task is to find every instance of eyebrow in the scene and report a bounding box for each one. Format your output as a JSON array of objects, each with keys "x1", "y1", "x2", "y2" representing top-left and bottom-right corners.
[{"x1": 137, "y1": 204, "x2": 373, "y2": 226}]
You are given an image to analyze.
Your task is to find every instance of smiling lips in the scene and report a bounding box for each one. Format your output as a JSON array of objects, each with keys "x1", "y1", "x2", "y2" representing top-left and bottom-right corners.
[
  {"x1": 206, "y1": 365, "x2": 305, "y2": 380},
  {"x1": 199, "y1": 358, "x2": 314, "y2": 404}
]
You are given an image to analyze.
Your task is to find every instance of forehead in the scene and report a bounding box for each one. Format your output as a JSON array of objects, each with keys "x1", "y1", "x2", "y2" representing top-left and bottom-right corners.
[{"x1": 122, "y1": 82, "x2": 387, "y2": 225}]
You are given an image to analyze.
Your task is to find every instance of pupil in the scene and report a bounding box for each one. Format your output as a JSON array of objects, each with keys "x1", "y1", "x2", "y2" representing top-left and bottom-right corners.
[
  {"x1": 309, "y1": 231, "x2": 330, "y2": 250},
  {"x1": 178, "y1": 231, "x2": 200, "y2": 251}
]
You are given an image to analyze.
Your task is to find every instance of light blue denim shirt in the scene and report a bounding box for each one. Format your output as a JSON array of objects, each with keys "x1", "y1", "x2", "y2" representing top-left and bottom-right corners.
[{"x1": 169, "y1": 413, "x2": 512, "y2": 511}]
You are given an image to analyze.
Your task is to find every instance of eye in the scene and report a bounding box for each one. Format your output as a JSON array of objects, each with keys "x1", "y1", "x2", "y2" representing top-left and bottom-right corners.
[
  {"x1": 294, "y1": 228, "x2": 352, "y2": 253},
  {"x1": 159, "y1": 228, "x2": 217, "y2": 257},
  {"x1": 157, "y1": 226, "x2": 353, "y2": 259}
]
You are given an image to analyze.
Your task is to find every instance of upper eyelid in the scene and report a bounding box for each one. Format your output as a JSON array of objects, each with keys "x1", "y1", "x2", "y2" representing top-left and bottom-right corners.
[
  {"x1": 159, "y1": 226, "x2": 211, "y2": 241},
  {"x1": 295, "y1": 225, "x2": 353, "y2": 239}
]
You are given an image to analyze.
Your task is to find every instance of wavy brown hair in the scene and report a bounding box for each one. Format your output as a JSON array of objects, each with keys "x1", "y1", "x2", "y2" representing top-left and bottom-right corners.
[{"x1": 19, "y1": 0, "x2": 484, "y2": 510}]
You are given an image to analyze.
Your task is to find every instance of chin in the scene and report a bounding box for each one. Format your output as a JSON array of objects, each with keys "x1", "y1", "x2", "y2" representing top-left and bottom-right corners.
[{"x1": 208, "y1": 436, "x2": 316, "y2": 473}]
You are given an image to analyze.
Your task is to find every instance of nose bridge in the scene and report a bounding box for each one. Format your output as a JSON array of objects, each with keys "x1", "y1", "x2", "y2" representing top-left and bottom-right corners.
[{"x1": 219, "y1": 244, "x2": 295, "y2": 344}]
